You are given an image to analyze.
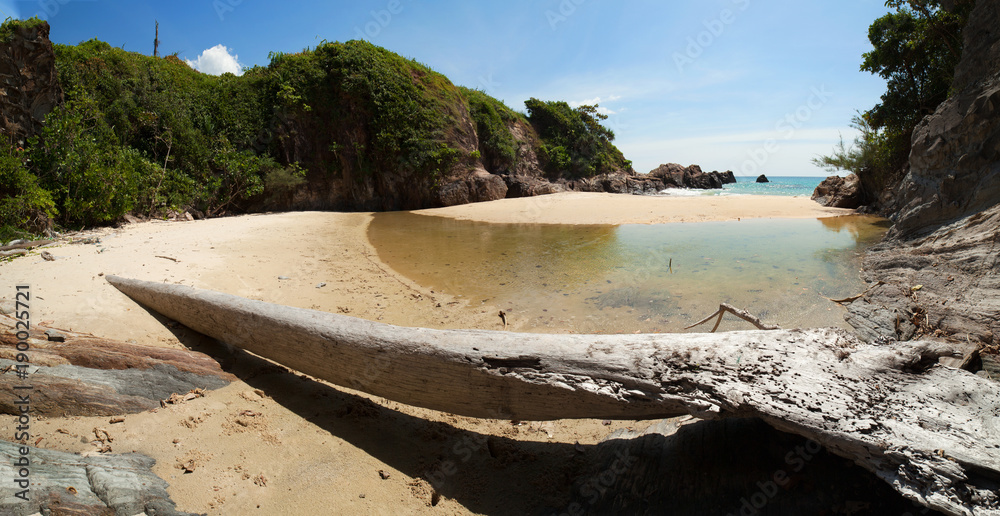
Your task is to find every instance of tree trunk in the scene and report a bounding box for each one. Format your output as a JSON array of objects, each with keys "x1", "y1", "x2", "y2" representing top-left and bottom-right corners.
[{"x1": 106, "y1": 276, "x2": 1000, "y2": 516}]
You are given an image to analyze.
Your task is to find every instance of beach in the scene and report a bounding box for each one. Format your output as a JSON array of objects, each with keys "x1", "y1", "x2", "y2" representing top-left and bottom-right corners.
[
  {"x1": 0, "y1": 194, "x2": 855, "y2": 514},
  {"x1": 418, "y1": 192, "x2": 854, "y2": 225}
]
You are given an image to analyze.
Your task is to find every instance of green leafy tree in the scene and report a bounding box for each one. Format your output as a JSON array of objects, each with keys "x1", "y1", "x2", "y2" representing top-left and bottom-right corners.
[
  {"x1": 817, "y1": 0, "x2": 972, "y2": 203},
  {"x1": 0, "y1": 146, "x2": 55, "y2": 239},
  {"x1": 524, "y1": 98, "x2": 631, "y2": 178}
]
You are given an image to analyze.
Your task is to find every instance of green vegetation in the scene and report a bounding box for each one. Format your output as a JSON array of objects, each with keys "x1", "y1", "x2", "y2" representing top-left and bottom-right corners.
[
  {"x1": 525, "y1": 98, "x2": 632, "y2": 178},
  {"x1": 461, "y1": 87, "x2": 524, "y2": 173},
  {"x1": 815, "y1": 0, "x2": 973, "y2": 202},
  {"x1": 0, "y1": 16, "x2": 45, "y2": 43},
  {"x1": 0, "y1": 18, "x2": 633, "y2": 237}
]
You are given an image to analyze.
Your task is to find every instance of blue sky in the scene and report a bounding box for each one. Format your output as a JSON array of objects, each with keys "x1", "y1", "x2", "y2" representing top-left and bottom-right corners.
[{"x1": 3, "y1": 0, "x2": 891, "y2": 177}]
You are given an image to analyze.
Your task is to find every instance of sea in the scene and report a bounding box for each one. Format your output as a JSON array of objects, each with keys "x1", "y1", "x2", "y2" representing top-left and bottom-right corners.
[{"x1": 661, "y1": 175, "x2": 827, "y2": 197}]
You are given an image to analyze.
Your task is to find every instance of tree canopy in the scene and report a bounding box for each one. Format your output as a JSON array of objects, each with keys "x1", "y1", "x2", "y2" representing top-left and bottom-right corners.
[{"x1": 814, "y1": 0, "x2": 972, "y2": 203}]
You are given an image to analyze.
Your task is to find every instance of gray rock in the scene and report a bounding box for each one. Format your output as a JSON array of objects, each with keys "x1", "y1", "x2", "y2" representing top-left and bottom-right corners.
[
  {"x1": 0, "y1": 441, "x2": 201, "y2": 516},
  {"x1": 812, "y1": 174, "x2": 863, "y2": 208}
]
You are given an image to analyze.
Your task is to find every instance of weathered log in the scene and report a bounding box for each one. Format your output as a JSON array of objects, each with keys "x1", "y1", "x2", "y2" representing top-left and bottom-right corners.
[
  {"x1": 105, "y1": 276, "x2": 1000, "y2": 516},
  {"x1": 0, "y1": 315, "x2": 234, "y2": 417},
  {"x1": 0, "y1": 441, "x2": 200, "y2": 516},
  {"x1": 0, "y1": 239, "x2": 56, "y2": 252}
]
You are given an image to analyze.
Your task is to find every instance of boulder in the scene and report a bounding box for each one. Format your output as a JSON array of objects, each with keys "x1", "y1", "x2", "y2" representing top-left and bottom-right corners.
[
  {"x1": 647, "y1": 164, "x2": 732, "y2": 190},
  {"x1": 812, "y1": 174, "x2": 863, "y2": 208},
  {"x1": 468, "y1": 170, "x2": 508, "y2": 203},
  {"x1": 756, "y1": 174, "x2": 769, "y2": 183},
  {"x1": 501, "y1": 175, "x2": 563, "y2": 198},
  {"x1": 436, "y1": 169, "x2": 508, "y2": 207}
]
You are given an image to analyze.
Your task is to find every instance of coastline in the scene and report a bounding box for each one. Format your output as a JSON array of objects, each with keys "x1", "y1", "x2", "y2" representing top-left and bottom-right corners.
[
  {"x1": 416, "y1": 191, "x2": 854, "y2": 225},
  {"x1": 0, "y1": 194, "x2": 856, "y2": 514}
]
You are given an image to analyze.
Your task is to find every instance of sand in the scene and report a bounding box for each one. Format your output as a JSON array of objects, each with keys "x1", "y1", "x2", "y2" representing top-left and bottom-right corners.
[
  {"x1": 416, "y1": 191, "x2": 855, "y2": 225},
  {"x1": 0, "y1": 194, "x2": 852, "y2": 514}
]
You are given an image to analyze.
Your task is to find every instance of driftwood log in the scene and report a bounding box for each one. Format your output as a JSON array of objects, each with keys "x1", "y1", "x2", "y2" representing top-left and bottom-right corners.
[{"x1": 105, "y1": 276, "x2": 1000, "y2": 516}]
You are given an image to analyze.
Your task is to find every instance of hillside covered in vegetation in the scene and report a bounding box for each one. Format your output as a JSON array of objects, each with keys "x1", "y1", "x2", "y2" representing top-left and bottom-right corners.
[{"x1": 0, "y1": 18, "x2": 632, "y2": 239}]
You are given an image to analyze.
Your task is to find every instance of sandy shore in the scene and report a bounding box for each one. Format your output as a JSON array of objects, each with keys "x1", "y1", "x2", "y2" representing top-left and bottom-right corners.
[
  {"x1": 0, "y1": 194, "x2": 852, "y2": 514},
  {"x1": 416, "y1": 192, "x2": 855, "y2": 225}
]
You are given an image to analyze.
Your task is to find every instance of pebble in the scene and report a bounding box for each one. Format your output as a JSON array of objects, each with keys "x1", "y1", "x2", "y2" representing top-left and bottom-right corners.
[
  {"x1": 316, "y1": 282, "x2": 327, "y2": 288},
  {"x1": 278, "y1": 276, "x2": 291, "y2": 280}
]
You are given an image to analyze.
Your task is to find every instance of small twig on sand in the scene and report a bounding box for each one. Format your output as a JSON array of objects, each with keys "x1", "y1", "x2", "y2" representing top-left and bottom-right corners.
[
  {"x1": 155, "y1": 255, "x2": 180, "y2": 263},
  {"x1": 499, "y1": 311, "x2": 508, "y2": 330},
  {"x1": 684, "y1": 303, "x2": 780, "y2": 332}
]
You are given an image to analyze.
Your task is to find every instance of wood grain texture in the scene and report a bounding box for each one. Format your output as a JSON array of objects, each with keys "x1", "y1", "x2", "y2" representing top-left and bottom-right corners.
[{"x1": 106, "y1": 275, "x2": 1000, "y2": 516}]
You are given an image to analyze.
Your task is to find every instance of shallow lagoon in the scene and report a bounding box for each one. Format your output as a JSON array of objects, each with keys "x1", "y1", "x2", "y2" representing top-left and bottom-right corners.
[{"x1": 368, "y1": 213, "x2": 889, "y2": 333}]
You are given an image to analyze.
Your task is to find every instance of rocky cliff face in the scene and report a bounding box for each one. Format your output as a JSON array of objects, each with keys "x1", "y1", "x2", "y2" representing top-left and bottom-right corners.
[
  {"x1": 0, "y1": 20, "x2": 62, "y2": 146},
  {"x1": 848, "y1": 0, "x2": 1000, "y2": 348},
  {"x1": 887, "y1": 0, "x2": 1000, "y2": 238}
]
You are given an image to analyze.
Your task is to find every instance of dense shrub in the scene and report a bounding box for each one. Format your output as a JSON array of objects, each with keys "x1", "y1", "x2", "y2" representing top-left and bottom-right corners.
[
  {"x1": 461, "y1": 87, "x2": 523, "y2": 173},
  {"x1": 525, "y1": 98, "x2": 632, "y2": 178},
  {"x1": 0, "y1": 147, "x2": 55, "y2": 239}
]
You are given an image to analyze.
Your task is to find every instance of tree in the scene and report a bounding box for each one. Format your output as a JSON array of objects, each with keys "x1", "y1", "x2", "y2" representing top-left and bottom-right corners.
[
  {"x1": 816, "y1": 0, "x2": 972, "y2": 204},
  {"x1": 524, "y1": 98, "x2": 631, "y2": 178}
]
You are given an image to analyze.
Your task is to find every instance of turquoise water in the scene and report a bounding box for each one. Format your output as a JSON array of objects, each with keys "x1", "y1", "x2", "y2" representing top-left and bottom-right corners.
[
  {"x1": 369, "y1": 213, "x2": 889, "y2": 334},
  {"x1": 663, "y1": 176, "x2": 829, "y2": 197}
]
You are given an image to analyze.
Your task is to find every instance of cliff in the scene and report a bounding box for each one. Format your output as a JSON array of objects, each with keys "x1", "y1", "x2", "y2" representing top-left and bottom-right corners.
[
  {"x1": 847, "y1": 0, "x2": 1000, "y2": 348},
  {"x1": 886, "y1": 0, "x2": 1000, "y2": 238},
  {"x1": 0, "y1": 19, "x2": 62, "y2": 145}
]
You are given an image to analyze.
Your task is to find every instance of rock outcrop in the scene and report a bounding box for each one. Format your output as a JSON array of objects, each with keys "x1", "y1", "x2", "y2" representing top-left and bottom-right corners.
[
  {"x1": 0, "y1": 441, "x2": 199, "y2": 516},
  {"x1": 0, "y1": 316, "x2": 234, "y2": 417},
  {"x1": 756, "y1": 174, "x2": 769, "y2": 183},
  {"x1": 812, "y1": 173, "x2": 863, "y2": 208},
  {"x1": 0, "y1": 20, "x2": 63, "y2": 146},
  {"x1": 648, "y1": 163, "x2": 736, "y2": 190},
  {"x1": 847, "y1": 0, "x2": 1000, "y2": 349},
  {"x1": 436, "y1": 167, "x2": 509, "y2": 207},
  {"x1": 886, "y1": 0, "x2": 1000, "y2": 239}
]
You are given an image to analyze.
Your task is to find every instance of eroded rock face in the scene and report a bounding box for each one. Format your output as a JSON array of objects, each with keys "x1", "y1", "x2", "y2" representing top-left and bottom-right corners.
[
  {"x1": 888, "y1": 0, "x2": 1000, "y2": 238},
  {"x1": 436, "y1": 167, "x2": 509, "y2": 207},
  {"x1": 849, "y1": 0, "x2": 1000, "y2": 348},
  {"x1": 0, "y1": 21, "x2": 63, "y2": 145},
  {"x1": 812, "y1": 174, "x2": 863, "y2": 208},
  {"x1": 0, "y1": 316, "x2": 234, "y2": 417}
]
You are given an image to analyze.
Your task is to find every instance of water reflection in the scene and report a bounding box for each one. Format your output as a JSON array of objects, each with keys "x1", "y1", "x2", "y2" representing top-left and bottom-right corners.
[{"x1": 368, "y1": 213, "x2": 888, "y2": 334}]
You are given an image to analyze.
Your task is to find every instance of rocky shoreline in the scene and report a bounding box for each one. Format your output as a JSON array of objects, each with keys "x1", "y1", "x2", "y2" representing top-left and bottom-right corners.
[
  {"x1": 841, "y1": 0, "x2": 1000, "y2": 353},
  {"x1": 494, "y1": 163, "x2": 737, "y2": 200}
]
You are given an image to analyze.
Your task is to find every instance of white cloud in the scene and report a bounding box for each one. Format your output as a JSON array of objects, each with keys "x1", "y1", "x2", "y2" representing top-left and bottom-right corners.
[
  {"x1": 185, "y1": 44, "x2": 244, "y2": 76},
  {"x1": 569, "y1": 96, "x2": 619, "y2": 115}
]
